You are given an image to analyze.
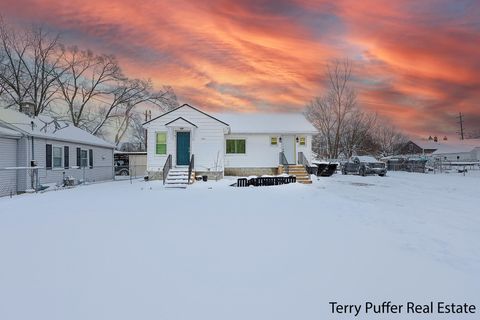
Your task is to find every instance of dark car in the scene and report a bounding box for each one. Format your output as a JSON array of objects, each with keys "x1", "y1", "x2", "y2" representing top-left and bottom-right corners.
[
  {"x1": 342, "y1": 156, "x2": 387, "y2": 176},
  {"x1": 114, "y1": 159, "x2": 130, "y2": 176}
]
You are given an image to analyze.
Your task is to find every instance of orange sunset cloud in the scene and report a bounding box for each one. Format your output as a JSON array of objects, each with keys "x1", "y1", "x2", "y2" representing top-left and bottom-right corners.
[{"x1": 1, "y1": 0, "x2": 479, "y2": 137}]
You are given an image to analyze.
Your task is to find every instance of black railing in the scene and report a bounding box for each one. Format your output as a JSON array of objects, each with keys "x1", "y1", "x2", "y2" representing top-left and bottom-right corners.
[
  {"x1": 237, "y1": 176, "x2": 296, "y2": 187},
  {"x1": 279, "y1": 151, "x2": 289, "y2": 174},
  {"x1": 298, "y1": 151, "x2": 310, "y2": 167},
  {"x1": 187, "y1": 154, "x2": 194, "y2": 184},
  {"x1": 162, "y1": 154, "x2": 172, "y2": 185}
]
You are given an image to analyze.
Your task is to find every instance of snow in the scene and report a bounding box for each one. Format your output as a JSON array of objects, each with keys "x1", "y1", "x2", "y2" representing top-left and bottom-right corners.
[
  {"x1": 355, "y1": 155, "x2": 380, "y2": 163},
  {"x1": 0, "y1": 107, "x2": 114, "y2": 148},
  {"x1": 211, "y1": 112, "x2": 318, "y2": 134},
  {"x1": 0, "y1": 126, "x2": 22, "y2": 137},
  {"x1": 0, "y1": 172, "x2": 479, "y2": 320}
]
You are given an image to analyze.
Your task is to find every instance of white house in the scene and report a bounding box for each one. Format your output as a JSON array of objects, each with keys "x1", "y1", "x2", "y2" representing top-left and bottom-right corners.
[
  {"x1": 431, "y1": 139, "x2": 480, "y2": 162},
  {"x1": 0, "y1": 107, "x2": 115, "y2": 197},
  {"x1": 143, "y1": 104, "x2": 317, "y2": 186}
]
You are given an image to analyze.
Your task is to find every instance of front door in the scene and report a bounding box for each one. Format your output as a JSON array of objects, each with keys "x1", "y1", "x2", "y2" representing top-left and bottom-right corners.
[
  {"x1": 176, "y1": 131, "x2": 190, "y2": 165},
  {"x1": 283, "y1": 135, "x2": 296, "y2": 164}
]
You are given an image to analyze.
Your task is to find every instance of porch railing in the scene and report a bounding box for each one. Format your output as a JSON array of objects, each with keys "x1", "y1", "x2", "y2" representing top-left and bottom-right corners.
[
  {"x1": 298, "y1": 151, "x2": 310, "y2": 167},
  {"x1": 162, "y1": 154, "x2": 172, "y2": 185},
  {"x1": 188, "y1": 154, "x2": 194, "y2": 184},
  {"x1": 279, "y1": 151, "x2": 289, "y2": 174}
]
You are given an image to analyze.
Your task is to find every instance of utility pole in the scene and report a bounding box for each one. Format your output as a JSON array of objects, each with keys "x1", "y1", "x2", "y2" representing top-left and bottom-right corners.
[
  {"x1": 457, "y1": 112, "x2": 465, "y2": 140},
  {"x1": 144, "y1": 110, "x2": 151, "y2": 151}
]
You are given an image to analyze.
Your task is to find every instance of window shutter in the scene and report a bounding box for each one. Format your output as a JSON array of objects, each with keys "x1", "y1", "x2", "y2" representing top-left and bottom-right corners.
[
  {"x1": 89, "y1": 149, "x2": 93, "y2": 168},
  {"x1": 76, "y1": 147, "x2": 81, "y2": 167},
  {"x1": 46, "y1": 144, "x2": 52, "y2": 169},
  {"x1": 64, "y1": 146, "x2": 69, "y2": 169}
]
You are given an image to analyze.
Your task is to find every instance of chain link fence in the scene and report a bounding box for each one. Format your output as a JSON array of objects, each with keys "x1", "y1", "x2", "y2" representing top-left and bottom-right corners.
[{"x1": 0, "y1": 164, "x2": 148, "y2": 197}]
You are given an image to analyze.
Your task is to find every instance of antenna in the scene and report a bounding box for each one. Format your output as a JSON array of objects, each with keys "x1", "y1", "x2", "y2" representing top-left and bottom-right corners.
[{"x1": 457, "y1": 112, "x2": 465, "y2": 140}]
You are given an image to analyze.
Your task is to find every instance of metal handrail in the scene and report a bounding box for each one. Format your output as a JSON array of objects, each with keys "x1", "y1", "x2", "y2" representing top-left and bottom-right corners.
[
  {"x1": 162, "y1": 154, "x2": 172, "y2": 185},
  {"x1": 187, "y1": 154, "x2": 194, "y2": 184},
  {"x1": 279, "y1": 151, "x2": 289, "y2": 174},
  {"x1": 298, "y1": 151, "x2": 310, "y2": 167}
]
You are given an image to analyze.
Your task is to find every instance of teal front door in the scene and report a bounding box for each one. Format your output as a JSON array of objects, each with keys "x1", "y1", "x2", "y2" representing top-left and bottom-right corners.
[{"x1": 176, "y1": 131, "x2": 190, "y2": 165}]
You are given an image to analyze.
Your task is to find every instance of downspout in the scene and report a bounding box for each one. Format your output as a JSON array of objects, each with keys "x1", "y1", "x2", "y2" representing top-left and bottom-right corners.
[{"x1": 31, "y1": 135, "x2": 35, "y2": 189}]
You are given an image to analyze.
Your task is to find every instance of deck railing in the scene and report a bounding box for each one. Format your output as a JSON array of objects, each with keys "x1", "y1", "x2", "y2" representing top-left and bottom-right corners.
[
  {"x1": 187, "y1": 154, "x2": 194, "y2": 184},
  {"x1": 162, "y1": 154, "x2": 172, "y2": 185},
  {"x1": 237, "y1": 176, "x2": 296, "y2": 187}
]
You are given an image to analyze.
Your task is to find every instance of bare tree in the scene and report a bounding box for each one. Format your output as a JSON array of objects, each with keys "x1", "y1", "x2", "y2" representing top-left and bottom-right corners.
[
  {"x1": 111, "y1": 82, "x2": 179, "y2": 146},
  {"x1": 305, "y1": 59, "x2": 356, "y2": 158},
  {"x1": 0, "y1": 18, "x2": 64, "y2": 115},
  {"x1": 374, "y1": 122, "x2": 408, "y2": 157},
  {"x1": 56, "y1": 47, "x2": 123, "y2": 129},
  {"x1": 340, "y1": 109, "x2": 377, "y2": 157}
]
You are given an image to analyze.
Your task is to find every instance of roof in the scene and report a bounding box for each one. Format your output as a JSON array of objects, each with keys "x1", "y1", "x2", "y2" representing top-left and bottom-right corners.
[
  {"x1": 210, "y1": 112, "x2": 318, "y2": 134},
  {"x1": 164, "y1": 117, "x2": 198, "y2": 128},
  {"x1": 0, "y1": 126, "x2": 22, "y2": 138},
  {"x1": 143, "y1": 104, "x2": 229, "y2": 126},
  {"x1": 410, "y1": 139, "x2": 442, "y2": 150},
  {"x1": 432, "y1": 139, "x2": 480, "y2": 154},
  {"x1": 0, "y1": 108, "x2": 114, "y2": 148}
]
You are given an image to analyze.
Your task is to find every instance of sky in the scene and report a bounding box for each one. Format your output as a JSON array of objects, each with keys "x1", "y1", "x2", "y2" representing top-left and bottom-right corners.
[{"x1": 2, "y1": 0, "x2": 479, "y2": 137}]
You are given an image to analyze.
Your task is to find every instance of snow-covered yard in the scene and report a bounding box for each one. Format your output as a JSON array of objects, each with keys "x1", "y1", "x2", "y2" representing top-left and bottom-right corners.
[{"x1": 0, "y1": 172, "x2": 479, "y2": 320}]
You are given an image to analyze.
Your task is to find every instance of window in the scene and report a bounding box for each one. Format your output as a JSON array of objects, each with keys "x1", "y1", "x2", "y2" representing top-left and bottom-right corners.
[
  {"x1": 226, "y1": 139, "x2": 246, "y2": 154},
  {"x1": 81, "y1": 149, "x2": 88, "y2": 167},
  {"x1": 299, "y1": 136, "x2": 306, "y2": 146},
  {"x1": 270, "y1": 137, "x2": 278, "y2": 145},
  {"x1": 156, "y1": 132, "x2": 167, "y2": 155},
  {"x1": 53, "y1": 146, "x2": 63, "y2": 168}
]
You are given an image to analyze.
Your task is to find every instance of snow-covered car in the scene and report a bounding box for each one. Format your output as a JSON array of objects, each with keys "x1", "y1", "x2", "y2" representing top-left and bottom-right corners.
[{"x1": 341, "y1": 156, "x2": 387, "y2": 177}]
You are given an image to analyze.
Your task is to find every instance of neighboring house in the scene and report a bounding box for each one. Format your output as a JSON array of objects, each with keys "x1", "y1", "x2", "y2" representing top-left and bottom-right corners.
[
  {"x1": 431, "y1": 139, "x2": 480, "y2": 162},
  {"x1": 0, "y1": 108, "x2": 115, "y2": 197},
  {"x1": 400, "y1": 139, "x2": 441, "y2": 155},
  {"x1": 143, "y1": 104, "x2": 317, "y2": 184}
]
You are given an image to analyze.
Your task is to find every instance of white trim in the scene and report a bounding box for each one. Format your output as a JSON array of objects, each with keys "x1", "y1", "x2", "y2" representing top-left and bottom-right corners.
[{"x1": 225, "y1": 137, "x2": 247, "y2": 155}]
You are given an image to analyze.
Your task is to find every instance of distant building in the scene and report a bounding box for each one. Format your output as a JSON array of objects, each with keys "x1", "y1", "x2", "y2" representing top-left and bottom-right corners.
[
  {"x1": 400, "y1": 138, "x2": 480, "y2": 162},
  {"x1": 400, "y1": 139, "x2": 440, "y2": 155}
]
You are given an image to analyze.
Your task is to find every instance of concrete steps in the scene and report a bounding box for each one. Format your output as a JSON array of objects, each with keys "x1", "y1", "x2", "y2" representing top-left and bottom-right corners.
[{"x1": 165, "y1": 168, "x2": 193, "y2": 189}]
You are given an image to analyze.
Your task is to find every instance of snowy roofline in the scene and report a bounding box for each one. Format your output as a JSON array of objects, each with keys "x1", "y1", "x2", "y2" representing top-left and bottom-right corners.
[
  {"x1": 143, "y1": 104, "x2": 318, "y2": 134},
  {"x1": 0, "y1": 108, "x2": 114, "y2": 149}
]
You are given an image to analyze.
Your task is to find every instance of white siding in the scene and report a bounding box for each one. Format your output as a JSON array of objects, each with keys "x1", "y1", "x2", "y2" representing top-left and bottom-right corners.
[
  {"x1": 433, "y1": 150, "x2": 478, "y2": 161},
  {"x1": 145, "y1": 106, "x2": 228, "y2": 173},
  {"x1": 224, "y1": 133, "x2": 313, "y2": 168},
  {"x1": 0, "y1": 137, "x2": 18, "y2": 197}
]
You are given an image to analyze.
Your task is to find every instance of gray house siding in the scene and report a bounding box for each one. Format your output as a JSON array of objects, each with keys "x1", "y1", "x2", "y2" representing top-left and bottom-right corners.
[
  {"x1": 25, "y1": 138, "x2": 114, "y2": 188},
  {"x1": 16, "y1": 136, "x2": 30, "y2": 192},
  {"x1": 0, "y1": 137, "x2": 18, "y2": 197}
]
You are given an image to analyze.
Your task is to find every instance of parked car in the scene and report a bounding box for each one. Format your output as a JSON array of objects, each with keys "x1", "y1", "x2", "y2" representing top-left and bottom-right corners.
[
  {"x1": 114, "y1": 159, "x2": 130, "y2": 176},
  {"x1": 341, "y1": 156, "x2": 387, "y2": 176}
]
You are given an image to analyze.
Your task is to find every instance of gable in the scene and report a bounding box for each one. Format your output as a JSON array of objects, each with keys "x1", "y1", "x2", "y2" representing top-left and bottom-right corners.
[
  {"x1": 165, "y1": 117, "x2": 198, "y2": 128},
  {"x1": 143, "y1": 104, "x2": 229, "y2": 127}
]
